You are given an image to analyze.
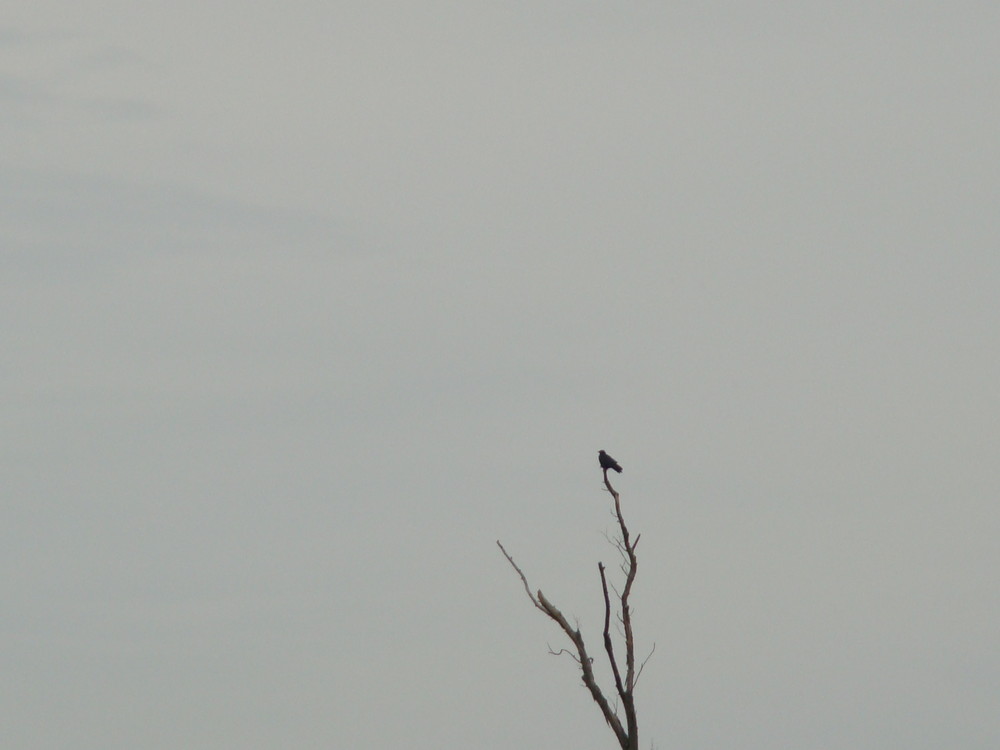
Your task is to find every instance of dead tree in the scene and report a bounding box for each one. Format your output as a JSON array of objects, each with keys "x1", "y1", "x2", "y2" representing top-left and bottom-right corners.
[{"x1": 497, "y1": 464, "x2": 649, "y2": 750}]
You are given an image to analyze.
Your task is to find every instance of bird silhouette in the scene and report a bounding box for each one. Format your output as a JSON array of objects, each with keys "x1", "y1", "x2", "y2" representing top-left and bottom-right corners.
[{"x1": 598, "y1": 450, "x2": 623, "y2": 473}]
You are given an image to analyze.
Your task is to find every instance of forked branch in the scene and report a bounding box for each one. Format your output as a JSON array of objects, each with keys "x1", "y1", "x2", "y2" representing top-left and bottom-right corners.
[
  {"x1": 498, "y1": 467, "x2": 644, "y2": 750},
  {"x1": 496, "y1": 540, "x2": 628, "y2": 747}
]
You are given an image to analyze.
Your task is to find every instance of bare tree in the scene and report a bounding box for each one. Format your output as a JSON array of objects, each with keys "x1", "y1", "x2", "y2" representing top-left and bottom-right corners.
[{"x1": 497, "y1": 463, "x2": 650, "y2": 750}]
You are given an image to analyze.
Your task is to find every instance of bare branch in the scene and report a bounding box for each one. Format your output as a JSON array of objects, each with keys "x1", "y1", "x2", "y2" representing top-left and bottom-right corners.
[
  {"x1": 496, "y1": 540, "x2": 546, "y2": 614},
  {"x1": 604, "y1": 472, "x2": 640, "y2": 748},
  {"x1": 600, "y1": 562, "x2": 627, "y2": 701},
  {"x1": 536, "y1": 590, "x2": 629, "y2": 748},
  {"x1": 634, "y1": 643, "x2": 656, "y2": 687},
  {"x1": 499, "y1": 459, "x2": 645, "y2": 750},
  {"x1": 548, "y1": 646, "x2": 580, "y2": 663}
]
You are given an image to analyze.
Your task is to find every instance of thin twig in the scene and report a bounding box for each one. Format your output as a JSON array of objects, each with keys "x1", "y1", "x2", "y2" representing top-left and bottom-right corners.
[
  {"x1": 634, "y1": 643, "x2": 656, "y2": 687},
  {"x1": 496, "y1": 540, "x2": 545, "y2": 614}
]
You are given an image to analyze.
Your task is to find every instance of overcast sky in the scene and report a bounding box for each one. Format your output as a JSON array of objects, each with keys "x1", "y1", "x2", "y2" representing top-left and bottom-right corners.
[{"x1": 3, "y1": 3, "x2": 999, "y2": 749}]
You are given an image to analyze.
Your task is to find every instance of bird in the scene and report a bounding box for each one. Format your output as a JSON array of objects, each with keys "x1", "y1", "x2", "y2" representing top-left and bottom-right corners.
[{"x1": 598, "y1": 450, "x2": 623, "y2": 473}]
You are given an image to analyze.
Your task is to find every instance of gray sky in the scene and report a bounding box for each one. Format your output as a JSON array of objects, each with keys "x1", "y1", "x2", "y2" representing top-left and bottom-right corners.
[{"x1": 3, "y1": 3, "x2": 999, "y2": 748}]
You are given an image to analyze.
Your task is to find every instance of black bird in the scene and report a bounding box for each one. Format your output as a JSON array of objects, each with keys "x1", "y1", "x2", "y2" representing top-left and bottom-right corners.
[{"x1": 598, "y1": 450, "x2": 623, "y2": 473}]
